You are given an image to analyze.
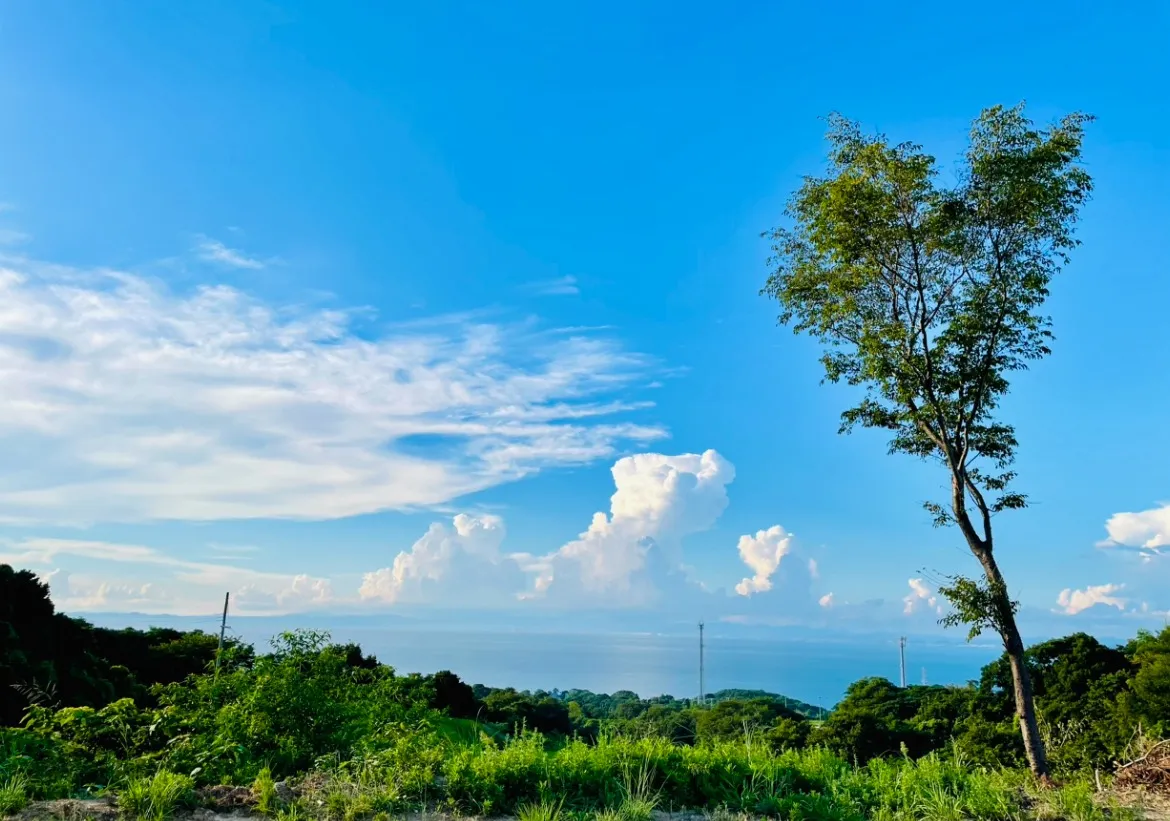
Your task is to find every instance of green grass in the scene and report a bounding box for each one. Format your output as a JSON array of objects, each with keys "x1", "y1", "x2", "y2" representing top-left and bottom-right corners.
[
  {"x1": 117, "y1": 770, "x2": 196, "y2": 821},
  {"x1": 616, "y1": 756, "x2": 658, "y2": 821},
  {"x1": 0, "y1": 775, "x2": 29, "y2": 816},
  {"x1": 253, "y1": 766, "x2": 279, "y2": 815},
  {"x1": 517, "y1": 798, "x2": 564, "y2": 821}
]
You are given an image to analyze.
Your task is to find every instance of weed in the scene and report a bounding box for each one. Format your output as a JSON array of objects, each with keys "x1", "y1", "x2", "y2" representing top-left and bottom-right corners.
[
  {"x1": 117, "y1": 770, "x2": 195, "y2": 821},
  {"x1": 0, "y1": 775, "x2": 29, "y2": 816},
  {"x1": 276, "y1": 806, "x2": 306, "y2": 821},
  {"x1": 617, "y1": 755, "x2": 659, "y2": 821},
  {"x1": 254, "y1": 767, "x2": 278, "y2": 815},
  {"x1": 517, "y1": 798, "x2": 564, "y2": 821}
]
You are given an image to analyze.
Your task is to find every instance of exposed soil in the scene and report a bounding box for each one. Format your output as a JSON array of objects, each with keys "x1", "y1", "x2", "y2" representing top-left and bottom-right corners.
[{"x1": 1116, "y1": 790, "x2": 1170, "y2": 821}]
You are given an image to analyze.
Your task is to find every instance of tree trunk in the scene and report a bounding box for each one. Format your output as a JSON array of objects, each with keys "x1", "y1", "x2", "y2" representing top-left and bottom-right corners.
[
  {"x1": 971, "y1": 544, "x2": 1050, "y2": 780},
  {"x1": 949, "y1": 468, "x2": 1050, "y2": 780},
  {"x1": 1003, "y1": 616, "x2": 1050, "y2": 780}
]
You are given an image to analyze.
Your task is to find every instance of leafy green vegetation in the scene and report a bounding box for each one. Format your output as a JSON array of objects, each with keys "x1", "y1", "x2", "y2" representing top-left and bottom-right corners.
[{"x1": 2, "y1": 564, "x2": 1167, "y2": 819}]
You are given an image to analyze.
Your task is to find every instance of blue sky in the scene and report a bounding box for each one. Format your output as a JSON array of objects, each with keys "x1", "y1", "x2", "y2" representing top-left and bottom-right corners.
[{"x1": 0, "y1": 0, "x2": 1167, "y2": 637}]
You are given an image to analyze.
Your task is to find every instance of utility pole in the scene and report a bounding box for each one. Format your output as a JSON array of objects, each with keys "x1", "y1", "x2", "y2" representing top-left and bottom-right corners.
[
  {"x1": 214, "y1": 592, "x2": 230, "y2": 680},
  {"x1": 698, "y1": 621, "x2": 705, "y2": 706},
  {"x1": 898, "y1": 636, "x2": 907, "y2": 688}
]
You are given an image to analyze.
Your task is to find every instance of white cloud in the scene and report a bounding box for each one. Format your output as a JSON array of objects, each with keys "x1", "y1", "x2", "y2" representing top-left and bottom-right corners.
[
  {"x1": 808, "y1": 558, "x2": 819, "y2": 580},
  {"x1": 359, "y1": 513, "x2": 524, "y2": 606},
  {"x1": 1056, "y1": 583, "x2": 1127, "y2": 615},
  {"x1": 193, "y1": 235, "x2": 266, "y2": 270},
  {"x1": 357, "y1": 450, "x2": 737, "y2": 610},
  {"x1": 819, "y1": 592, "x2": 835, "y2": 608},
  {"x1": 1, "y1": 536, "x2": 333, "y2": 615},
  {"x1": 1099, "y1": 504, "x2": 1170, "y2": 555},
  {"x1": 0, "y1": 260, "x2": 662, "y2": 523},
  {"x1": 0, "y1": 229, "x2": 30, "y2": 246},
  {"x1": 903, "y1": 578, "x2": 943, "y2": 616},
  {"x1": 206, "y1": 543, "x2": 262, "y2": 559},
  {"x1": 527, "y1": 276, "x2": 579, "y2": 296},
  {"x1": 59, "y1": 577, "x2": 167, "y2": 611},
  {"x1": 236, "y1": 574, "x2": 333, "y2": 610},
  {"x1": 734, "y1": 525, "x2": 794, "y2": 596},
  {"x1": 535, "y1": 450, "x2": 734, "y2": 604}
]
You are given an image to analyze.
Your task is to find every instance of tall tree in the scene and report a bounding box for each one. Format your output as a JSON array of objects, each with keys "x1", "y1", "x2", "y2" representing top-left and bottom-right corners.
[{"x1": 762, "y1": 104, "x2": 1092, "y2": 778}]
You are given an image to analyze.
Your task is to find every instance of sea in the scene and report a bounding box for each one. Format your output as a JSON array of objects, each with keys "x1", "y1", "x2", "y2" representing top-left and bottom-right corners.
[
  {"x1": 212, "y1": 624, "x2": 1001, "y2": 709},
  {"x1": 81, "y1": 610, "x2": 1004, "y2": 708}
]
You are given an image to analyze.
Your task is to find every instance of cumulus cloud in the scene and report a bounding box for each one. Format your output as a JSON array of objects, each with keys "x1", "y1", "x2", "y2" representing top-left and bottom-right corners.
[
  {"x1": 355, "y1": 450, "x2": 838, "y2": 617},
  {"x1": 819, "y1": 592, "x2": 835, "y2": 608},
  {"x1": 734, "y1": 525, "x2": 795, "y2": 596},
  {"x1": 535, "y1": 450, "x2": 734, "y2": 604},
  {"x1": 237, "y1": 575, "x2": 334, "y2": 611},
  {"x1": 1056, "y1": 583, "x2": 1128, "y2": 615},
  {"x1": 359, "y1": 513, "x2": 525, "y2": 606},
  {"x1": 61, "y1": 579, "x2": 166, "y2": 610},
  {"x1": 0, "y1": 536, "x2": 332, "y2": 615},
  {"x1": 34, "y1": 569, "x2": 165, "y2": 610},
  {"x1": 903, "y1": 578, "x2": 943, "y2": 616},
  {"x1": 357, "y1": 450, "x2": 739, "y2": 610},
  {"x1": 1099, "y1": 504, "x2": 1170, "y2": 557},
  {"x1": 193, "y1": 235, "x2": 266, "y2": 270},
  {"x1": 0, "y1": 260, "x2": 661, "y2": 523}
]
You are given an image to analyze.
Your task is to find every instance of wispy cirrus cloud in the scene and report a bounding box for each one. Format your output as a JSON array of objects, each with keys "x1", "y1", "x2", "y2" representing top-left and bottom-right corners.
[
  {"x1": 193, "y1": 235, "x2": 267, "y2": 270},
  {"x1": 0, "y1": 256, "x2": 663, "y2": 524},
  {"x1": 526, "y1": 275, "x2": 580, "y2": 296},
  {"x1": 0, "y1": 203, "x2": 29, "y2": 246}
]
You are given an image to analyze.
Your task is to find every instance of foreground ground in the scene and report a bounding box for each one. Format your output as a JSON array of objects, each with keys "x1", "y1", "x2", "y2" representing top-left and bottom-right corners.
[
  {"x1": 6, "y1": 798, "x2": 1170, "y2": 821},
  {"x1": 6, "y1": 775, "x2": 1170, "y2": 821}
]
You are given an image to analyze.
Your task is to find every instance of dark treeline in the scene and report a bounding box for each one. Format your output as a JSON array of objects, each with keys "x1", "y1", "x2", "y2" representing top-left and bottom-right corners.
[{"x1": 0, "y1": 567, "x2": 249, "y2": 726}]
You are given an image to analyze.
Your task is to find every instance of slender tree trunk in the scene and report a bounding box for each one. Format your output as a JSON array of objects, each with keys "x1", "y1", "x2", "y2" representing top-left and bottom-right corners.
[
  {"x1": 949, "y1": 470, "x2": 1050, "y2": 780},
  {"x1": 971, "y1": 544, "x2": 1050, "y2": 780},
  {"x1": 1003, "y1": 615, "x2": 1049, "y2": 779}
]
